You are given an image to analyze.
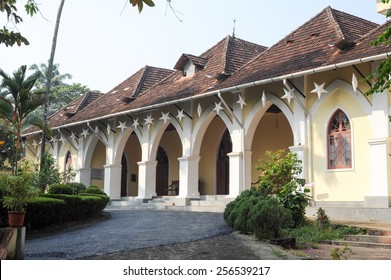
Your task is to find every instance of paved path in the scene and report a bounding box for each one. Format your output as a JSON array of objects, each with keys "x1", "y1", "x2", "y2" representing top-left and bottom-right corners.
[{"x1": 24, "y1": 210, "x2": 232, "y2": 260}]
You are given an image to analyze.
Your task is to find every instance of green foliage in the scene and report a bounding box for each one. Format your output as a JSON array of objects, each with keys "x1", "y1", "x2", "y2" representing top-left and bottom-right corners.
[
  {"x1": 247, "y1": 196, "x2": 293, "y2": 239},
  {"x1": 48, "y1": 184, "x2": 73, "y2": 195},
  {"x1": 315, "y1": 207, "x2": 330, "y2": 229},
  {"x1": 330, "y1": 244, "x2": 354, "y2": 260},
  {"x1": 0, "y1": 65, "x2": 43, "y2": 174},
  {"x1": 256, "y1": 149, "x2": 304, "y2": 195},
  {"x1": 224, "y1": 189, "x2": 293, "y2": 239},
  {"x1": 24, "y1": 196, "x2": 66, "y2": 228},
  {"x1": 366, "y1": 0, "x2": 391, "y2": 96},
  {"x1": 67, "y1": 182, "x2": 87, "y2": 195},
  {"x1": 130, "y1": 0, "x2": 155, "y2": 13},
  {"x1": 255, "y1": 150, "x2": 310, "y2": 226},
  {"x1": 33, "y1": 152, "x2": 61, "y2": 192},
  {"x1": 85, "y1": 185, "x2": 106, "y2": 195},
  {"x1": 61, "y1": 166, "x2": 76, "y2": 184},
  {"x1": 1, "y1": 172, "x2": 39, "y2": 211}
]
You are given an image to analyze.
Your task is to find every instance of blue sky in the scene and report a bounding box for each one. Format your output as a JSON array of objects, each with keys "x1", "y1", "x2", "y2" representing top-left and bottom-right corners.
[{"x1": 0, "y1": 0, "x2": 387, "y2": 92}]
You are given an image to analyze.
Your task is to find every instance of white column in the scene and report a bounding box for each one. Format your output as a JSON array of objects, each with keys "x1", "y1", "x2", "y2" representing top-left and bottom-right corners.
[
  {"x1": 366, "y1": 138, "x2": 391, "y2": 207},
  {"x1": 243, "y1": 150, "x2": 252, "y2": 190},
  {"x1": 365, "y1": 89, "x2": 391, "y2": 207},
  {"x1": 136, "y1": 160, "x2": 157, "y2": 202},
  {"x1": 104, "y1": 164, "x2": 122, "y2": 199},
  {"x1": 78, "y1": 168, "x2": 91, "y2": 186},
  {"x1": 176, "y1": 156, "x2": 200, "y2": 205},
  {"x1": 227, "y1": 151, "x2": 243, "y2": 198},
  {"x1": 289, "y1": 145, "x2": 308, "y2": 181}
]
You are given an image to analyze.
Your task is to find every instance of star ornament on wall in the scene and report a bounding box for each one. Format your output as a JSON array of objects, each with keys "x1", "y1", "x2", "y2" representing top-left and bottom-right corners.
[
  {"x1": 132, "y1": 118, "x2": 140, "y2": 129},
  {"x1": 49, "y1": 136, "x2": 58, "y2": 143},
  {"x1": 159, "y1": 112, "x2": 171, "y2": 124},
  {"x1": 311, "y1": 82, "x2": 328, "y2": 99},
  {"x1": 213, "y1": 102, "x2": 224, "y2": 115},
  {"x1": 236, "y1": 95, "x2": 247, "y2": 110},
  {"x1": 32, "y1": 139, "x2": 38, "y2": 149},
  {"x1": 281, "y1": 88, "x2": 294, "y2": 104},
  {"x1": 197, "y1": 104, "x2": 202, "y2": 117},
  {"x1": 176, "y1": 109, "x2": 185, "y2": 122},
  {"x1": 69, "y1": 132, "x2": 77, "y2": 141},
  {"x1": 117, "y1": 121, "x2": 127, "y2": 132},
  {"x1": 80, "y1": 129, "x2": 90, "y2": 138},
  {"x1": 144, "y1": 115, "x2": 154, "y2": 126}
]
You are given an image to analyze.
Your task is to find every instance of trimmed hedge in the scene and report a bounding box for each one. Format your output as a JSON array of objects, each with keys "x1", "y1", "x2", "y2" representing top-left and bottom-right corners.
[
  {"x1": 25, "y1": 197, "x2": 66, "y2": 228},
  {"x1": 85, "y1": 186, "x2": 106, "y2": 195},
  {"x1": 48, "y1": 184, "x2": 73, "y2": 195},
  {"x1": 67, "y1": 182, "x2": 87, "y2": 194}
]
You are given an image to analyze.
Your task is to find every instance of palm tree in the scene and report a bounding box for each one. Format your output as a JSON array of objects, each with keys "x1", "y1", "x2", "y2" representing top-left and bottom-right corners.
[
  {"x1": 0, "y1": 65, "x2": 44, "y2": 174},
  {"x1": 29, "y1": 62, "x2": 72, "y2": 87}
]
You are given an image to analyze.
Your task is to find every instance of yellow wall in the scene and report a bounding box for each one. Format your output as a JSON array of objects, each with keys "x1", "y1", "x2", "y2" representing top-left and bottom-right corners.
[
  {"x1": 199, "y1": 117, "x2": 226, "y2": 194},
  {"x1": 123, "y1": 134, "x2": 141, "y2": 196},
  {"x1": 251, "y1": 112, "x2": 294, "y2": 183},
  {"x1": 159, "y1": 129, "x2": 182, "y2": 185},
  {"x1": 312, "y1": 88, "x2": 371, "y2": 202},
  {"x1": 90, "y1": 140, "x2": 105, "y2": 189}
]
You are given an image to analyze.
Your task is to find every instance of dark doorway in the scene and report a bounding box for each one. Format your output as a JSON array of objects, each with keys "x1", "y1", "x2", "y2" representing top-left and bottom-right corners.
[
  {"x1": 121, "y1": 154, "x2": 128, "y2": 197},
  {"x1": 156, "y1": 146, "x2": 169, "y2": 196},
  {"x1": 216, "y1": 129, "x2": 232, "y2": 195}
]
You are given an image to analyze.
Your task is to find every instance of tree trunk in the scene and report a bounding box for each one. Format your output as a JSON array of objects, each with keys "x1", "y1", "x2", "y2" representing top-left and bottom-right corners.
[{"x1": 40, "y1": 0, "x2": 66, "y2": 172}]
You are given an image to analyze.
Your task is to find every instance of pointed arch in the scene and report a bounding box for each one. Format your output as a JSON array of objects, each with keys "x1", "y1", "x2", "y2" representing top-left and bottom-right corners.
[
  {"x1": 244, "y1": 93, "x2": 294, "y2": 150},
  {"x1": 113, "y1": 127, "x2": 142, "y2": 165},
  {"x1": 310, "y1": 79, "x2": 372, "y2": 117},
  {"x1": 192, "y1": 104, "x2": 233, "y2": 156},
  {"x1": 326, "y1": 107, "x2": 353, "y2": 170}
]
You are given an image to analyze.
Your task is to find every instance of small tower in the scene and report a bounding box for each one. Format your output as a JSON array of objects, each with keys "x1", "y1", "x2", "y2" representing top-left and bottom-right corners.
[{"x1": 377, "y1": 0, "x2": 391, "y2": 15}]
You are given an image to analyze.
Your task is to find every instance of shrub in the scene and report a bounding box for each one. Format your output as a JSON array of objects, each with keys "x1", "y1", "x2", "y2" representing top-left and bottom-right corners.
[
  {"x1": 315, "y1": 207, "x2": 330, "y2": 229},
  {"x1": 255, "y1": 150, "x2": 310, "y2": 227},
  {"x1": 224, "y1": 188, "x2": 293, "y2": 239},
  {"x1": 48, "y1": 184, "x2": 73, "y2": 195},
  {"x1": 247, "y1": 196, "x2": 293, "y2": 239},
  {"x1": 25, "y1": 197, "x2": 66, "y2": 228},
  {"x1": 33, "y1": 152, "x2": 61, "y2": 192},
  {"x1": 67, "y1": 182, "x2": 87, "y2": 195},
  {"x1": 85, "y1": 185, "x2": 106, "y2": 195}
]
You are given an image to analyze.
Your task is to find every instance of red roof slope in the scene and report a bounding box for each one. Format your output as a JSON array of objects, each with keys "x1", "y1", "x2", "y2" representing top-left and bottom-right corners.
[{"x1": 215, "y1": 6, "x2": 382, "y2": 90}]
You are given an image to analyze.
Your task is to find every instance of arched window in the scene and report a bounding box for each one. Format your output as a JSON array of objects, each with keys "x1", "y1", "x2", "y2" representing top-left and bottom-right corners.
[
  {"x1": 328, "y1": 109, "x2": 352, "y2": 169},
  {"x1": 64, "y1": 151, "x2": 72, "y2": 172}
]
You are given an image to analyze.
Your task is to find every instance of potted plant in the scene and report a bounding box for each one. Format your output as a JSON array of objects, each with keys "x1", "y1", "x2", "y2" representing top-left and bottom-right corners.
[{"x1": 2, "y1": 173, "x2": 38, "y2": 227}]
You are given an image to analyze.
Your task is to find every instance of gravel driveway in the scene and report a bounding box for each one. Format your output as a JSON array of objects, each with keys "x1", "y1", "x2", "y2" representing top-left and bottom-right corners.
[{"x1": 24, "y1": 210, "x2": 232, "y2": 260}]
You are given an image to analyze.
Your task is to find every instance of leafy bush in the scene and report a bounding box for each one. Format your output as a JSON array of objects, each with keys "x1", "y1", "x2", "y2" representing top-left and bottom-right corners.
[
  {"x1": 67, "y1": 182, "x2": 87, "y2": 195},
  {"x1": 247, "y1": 196, "x2": 293, "y2": 239},
  {"x1": 33, "y1": 152, "x2": 61, "y2": 192},
  {"x1": 25, "y1": 197, "x2": 66, "y2": 228},
  {"x1": 224, "y1": 188, "x2": 293, "y2": 239},
  {"x1": 255, "y1": 149, "x2": 310, "y2": 227},
  {"x1": 85, "y1": 185, "x2": 106, "y2": 195},
  {"x1": 48, "y1": 184, "x2": 73, "y2": 195}
]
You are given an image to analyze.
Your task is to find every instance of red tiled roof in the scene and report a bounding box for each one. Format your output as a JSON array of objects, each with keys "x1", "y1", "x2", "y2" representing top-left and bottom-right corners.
[
  {"x1": 25, "y1": 7, "x2": 391, "y2": 133},
  {"x1": 214, "y1": 7, "x2": 384, "y2": 90}
]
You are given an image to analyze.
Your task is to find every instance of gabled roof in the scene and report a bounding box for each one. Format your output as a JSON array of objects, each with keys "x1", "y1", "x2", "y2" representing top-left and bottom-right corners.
[
  {"x1": 174, "y1": 54, "x2": 208, "y2": 71},
  {"x1": 46, "y1": 91, "x2": 103, "y2": 126},
  {"x1": 215, "y1": 6, "x2": 382, "y2": 91},
  {"x1": 43, "y1": 66, "x2": 174, "y2": 129}
]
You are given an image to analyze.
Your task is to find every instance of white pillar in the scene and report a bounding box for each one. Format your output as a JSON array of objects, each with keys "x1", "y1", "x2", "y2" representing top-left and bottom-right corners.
[
  {"x1": 289, "y1": 145, "x2": 308, "y2": 181},
  {"x1": 227, "y1": 151, "x2": 243, "y2": 198},
  {"x1": 176, "y1": 156, "x2": 200, "y2": 205},
  {"x1": 243, "y1": 150, "x2": 252, "y2": 190},
  {"x1": 366, "y1": 138, "x2": 391, "y2": 207},
  {"x1": 365, "y1": 89, "x2": 391, "y2": 207},
  {"x1": 104, "y1": 164, "x2": 122, "y2": 199},
  {"x1": 136, "y1": 160, "x2": 157, "y2": 201},
  {"x1": 78, "y1": 168, "x2": 91, "y2": 187}
]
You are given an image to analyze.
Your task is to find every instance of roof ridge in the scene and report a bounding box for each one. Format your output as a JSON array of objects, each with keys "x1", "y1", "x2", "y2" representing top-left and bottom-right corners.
[
  {"x1": 131, "y1": 65, "x2": 149, "y2": 97},
  {"x1": 325, "y1": 6, "x2": 345, "y2": 40},
  {"x1": 355, "y1": 19, "x2": 391, "y2": 45},
  {"x1": 222, "y1": 36, "x2": 231, "y2": 74}
]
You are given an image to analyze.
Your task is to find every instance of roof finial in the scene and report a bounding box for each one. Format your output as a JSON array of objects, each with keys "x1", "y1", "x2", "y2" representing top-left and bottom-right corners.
[{"x1": 232, "y1": 18, "x2": 236, "y2": 38}]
